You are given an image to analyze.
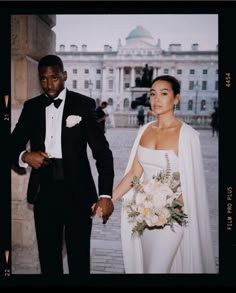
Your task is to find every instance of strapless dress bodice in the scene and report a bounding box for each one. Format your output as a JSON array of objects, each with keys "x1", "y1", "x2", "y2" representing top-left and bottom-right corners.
[{"x1": 137, "y1": 145, "x2": 179, "y2": 181}]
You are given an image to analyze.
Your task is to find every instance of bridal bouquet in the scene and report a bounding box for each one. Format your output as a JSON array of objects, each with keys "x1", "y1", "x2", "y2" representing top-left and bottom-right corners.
[{"x1": 122, "y1": 153, "x2": 188, "y2": 236}]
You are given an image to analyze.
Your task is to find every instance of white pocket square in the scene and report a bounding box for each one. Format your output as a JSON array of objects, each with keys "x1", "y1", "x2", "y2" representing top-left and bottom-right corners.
[{"x1": 66, "y1": 115, "x2": 82, "y2": 128}]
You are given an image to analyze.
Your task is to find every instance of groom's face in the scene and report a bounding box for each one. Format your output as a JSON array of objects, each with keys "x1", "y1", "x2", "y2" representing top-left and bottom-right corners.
[{"x1": 39, "y1": 65, "x2": 67, "y2": 99}]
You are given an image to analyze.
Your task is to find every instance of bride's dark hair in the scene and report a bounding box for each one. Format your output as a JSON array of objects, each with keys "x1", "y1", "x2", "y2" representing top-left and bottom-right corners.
[{"x1": 151, "y1": 75, "x2": 180, "y2": 96}]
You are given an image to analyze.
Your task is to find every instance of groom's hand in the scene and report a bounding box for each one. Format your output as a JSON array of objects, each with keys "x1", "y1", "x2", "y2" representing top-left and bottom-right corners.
[
  {"x1": 22, "y1": 150, "x2": 49, "y2": 169},
  {"x1": 91, "y1": 197, "x2": 114, "y2": 224}
]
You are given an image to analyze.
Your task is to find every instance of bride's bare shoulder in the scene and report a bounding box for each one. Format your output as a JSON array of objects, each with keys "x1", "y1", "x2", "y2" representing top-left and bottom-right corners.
[{"x1": 139, "y1": 122, "x2": 156, "y2": 143}]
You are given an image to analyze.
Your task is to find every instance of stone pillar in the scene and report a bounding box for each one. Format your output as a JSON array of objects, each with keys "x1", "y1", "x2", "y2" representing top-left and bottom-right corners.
[
  {"x1": 102, "y1": 66, "x2": 106, "y2": 92},
  {"x1": 131, "y1": 67, "x2": 135, "y2": 88},
  {"x1": 153, "y1": 67, "x2": 157, "y2": 79},
  {"x1": 11, "y1": 15, "x2": 56, "y2": 273},
  {"x1": 115, "y1": 67, "x2": 119, "y2": 93},
  {"x1": 171, "y1": 66, "x2": 176, "y2": 76},
  {"x1": 120, "y1": 67, "x2": 124, "y2": 93}
]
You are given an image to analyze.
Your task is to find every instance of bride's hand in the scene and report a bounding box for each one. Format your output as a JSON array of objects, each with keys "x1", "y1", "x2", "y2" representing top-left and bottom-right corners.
[{"x1": 91, "y1": 203, "x2": 103, "y2": 219}]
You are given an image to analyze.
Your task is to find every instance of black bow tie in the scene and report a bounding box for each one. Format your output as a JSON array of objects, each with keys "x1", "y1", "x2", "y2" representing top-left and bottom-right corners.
[{"x1": 44, "y1": 96, "x2": 63, "y2": 109}]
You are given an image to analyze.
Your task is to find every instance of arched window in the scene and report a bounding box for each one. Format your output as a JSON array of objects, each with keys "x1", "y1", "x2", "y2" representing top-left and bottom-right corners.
[
  {"x1": 123, "y1": 98, "x2": 129, "y2": 110},
  {"x1": 108, "y1": 98, "x2": 113, "y2": 106},
  {"x1": 201, "y1": 100, "x2": 206, "y2": 111},
  {"x1": 188, "y1": 100, "x2": 193, "y2": 111}
]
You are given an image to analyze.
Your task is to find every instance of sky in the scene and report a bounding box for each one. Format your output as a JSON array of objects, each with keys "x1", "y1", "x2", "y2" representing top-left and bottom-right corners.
[{"x1": 53, "y1": 14, "x2": 218, "y2": 52}]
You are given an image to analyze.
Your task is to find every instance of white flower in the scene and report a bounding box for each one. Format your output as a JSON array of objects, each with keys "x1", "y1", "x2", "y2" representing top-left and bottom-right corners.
[
  {"x1": 146, "y1": 214, "x2": 158, "y2": 227},
  {"x1": 136, "y1": 214, "x2": 145, "y2": 223},
  {"x1": 158, "y1": 207, "x2": 171, "y2": 219},
  {"x1": 66, "y1": 115, "x2": 82, "y2": 128},
  {"x1": 152, "y1": 185, "x2": 173, "y2": 209},
  {"x1": 135, "y1": 192, "x2": 146, "y2": 206}
]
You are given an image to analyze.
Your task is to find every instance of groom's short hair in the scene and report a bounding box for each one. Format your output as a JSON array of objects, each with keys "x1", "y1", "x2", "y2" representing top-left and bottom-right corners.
[{"x1": 38, "y1": 55, "x2": 64, "y2": 72}]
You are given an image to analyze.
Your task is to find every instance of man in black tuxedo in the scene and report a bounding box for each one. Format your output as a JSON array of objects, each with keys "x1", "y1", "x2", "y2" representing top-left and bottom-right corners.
[{"x1": 11, "y1": 55, "x2": 114, "y2": 276}]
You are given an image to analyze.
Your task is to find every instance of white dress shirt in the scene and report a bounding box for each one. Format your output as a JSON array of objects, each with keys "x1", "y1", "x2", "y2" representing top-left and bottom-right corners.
[
  {"x1": 44, "y1": 88, "x2": 66, "y2": 158},
  {"x1": 19, "y1": 88, "x2": 66, "y2": 167}
]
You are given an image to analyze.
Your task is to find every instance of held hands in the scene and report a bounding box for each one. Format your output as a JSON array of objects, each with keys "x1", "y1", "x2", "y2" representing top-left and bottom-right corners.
[
  {"x1": 22, "y1": 151, "x2": 49, "y2": 169},
  {"x1": 91, "y1": 197, "x2": 114, "y2": 224}
]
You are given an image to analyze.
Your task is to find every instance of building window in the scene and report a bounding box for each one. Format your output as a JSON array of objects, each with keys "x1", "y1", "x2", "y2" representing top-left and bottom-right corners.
[
  {"x1": 188, "y1": 100, "x2": 193, "y2": 111},
  {"x1": 124, "y1": 68, "x2": 130, "y2": 75},
  {"x1": 109, "y1": 68, "x2": 114, "y2": 74},
  {"x1": 215, "y1": 81, "x2": 218, "y2": 90},
  {"x1": 84, "y1": 69, "x2": 89, "y2": 74},
  {"x1": 189, "y1": 81, "x2": 195, "y2": 90},
  {"x1": 176, "y1": 102, "x2": 180, "y2": 111},
  {"x1": 124, "y1": 82, "x2": 130, "y2": 89},
  {"x1": 108, "y1": 80, "x2": 113, "y2": 90},
  {"x1": 108, "y1": 98, "x2": 113, "y2": 106},
  {"x1": 72, "y1": 69, "x2": 77, "y2": 74},
  {"x1": 72, "y1": 80, "x2": 77, "y2": 89},
  {"x1": 202, "y1": 81, "x2": 207, "y2": 90},
  {"x1": 96, "y1": 69, "x2": 101, "y2": 74},
  {"x1": 177, "y1": 69, "x2": 182, "y2": 75},
  {"x1": 213, "y1": 100, "x2": 218, "y2": 108},
  {"x1": 201, "y1": 100, "x2": 206, "y2": 111},
  {"x1": 84, "y1": 80, "x2": 89, "y2": 89},
  {"x1": 136, "y1": 69, "x2": 142, "y2": 75},
  {"x1": 124, "y1": 98, "x2": 129, "y2": 110},
  {"x1": 190, "y1": 69, "x2": 195, "y2": 74},
  {"x1": 163, "y1": 68, "x2": 169, "y2": 74},
  {"x1": 203, "y1": 69, "x2": 208, "y2": 74},
  {"x1": 96, "y1": 80, "x2": 101, "y2": 89}
]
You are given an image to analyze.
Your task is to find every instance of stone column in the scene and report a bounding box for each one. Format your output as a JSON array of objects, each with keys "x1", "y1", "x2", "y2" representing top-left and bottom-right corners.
[
  {"x1": 130, "y1": 67, "x2": 135, "y2": 88},
  {"x1": 102, "y1": 65, "x2": 106, "y2": 92},
  {"x1": 120, "y1": 67, "x2": 124, "y2": 93},
  {"x1": 153, "y1": 67, "x2": 157, "y2": 79},
  {"x1": 11, "y1": 15, "x2": 56, "y2": 273},
  {"x1": 171, "y1": 66, "x2": 176, "y2": 76},
  {"x1": 115, "y1": 67, "x2": 120, "y2": 110},
  {"x1": 115, "y1": 67, "x2": 119, "y2": 93}
]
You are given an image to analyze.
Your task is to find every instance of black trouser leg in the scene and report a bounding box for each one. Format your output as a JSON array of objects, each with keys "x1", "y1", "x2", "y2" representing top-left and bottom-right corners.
[
  {"x1": 65, "y1": 205, "x2": 92, "y2": 275},
  {"x1": 33, "y1": 183, "x2": 64, "y2": 275}
]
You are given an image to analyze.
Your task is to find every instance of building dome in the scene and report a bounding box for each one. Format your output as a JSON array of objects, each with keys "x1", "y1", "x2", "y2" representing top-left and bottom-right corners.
[{"x1": 126, "y1": 26, "x2": 153, "y2": 40}]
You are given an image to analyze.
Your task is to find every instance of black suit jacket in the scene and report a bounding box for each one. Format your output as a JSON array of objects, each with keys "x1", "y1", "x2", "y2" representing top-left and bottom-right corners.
[{"x1": 11, "y1": 90, "x2": 114, "y2": 205}]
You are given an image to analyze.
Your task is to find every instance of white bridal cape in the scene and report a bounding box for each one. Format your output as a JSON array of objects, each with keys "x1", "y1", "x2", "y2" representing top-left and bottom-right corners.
[{"x1": 121, "y1": 122, "x2": 217, "y2": 273}]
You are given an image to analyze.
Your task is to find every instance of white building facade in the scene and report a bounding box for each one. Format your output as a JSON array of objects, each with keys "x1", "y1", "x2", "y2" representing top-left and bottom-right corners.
[{"x1": 57, "y1": 26, "x2": 218, "y2": 116}]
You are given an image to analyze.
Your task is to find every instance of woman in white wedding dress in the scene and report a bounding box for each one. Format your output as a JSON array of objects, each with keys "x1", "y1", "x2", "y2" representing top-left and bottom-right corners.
[{"x1": 112, "y1": 75, "x2": 216, "y2": 274}]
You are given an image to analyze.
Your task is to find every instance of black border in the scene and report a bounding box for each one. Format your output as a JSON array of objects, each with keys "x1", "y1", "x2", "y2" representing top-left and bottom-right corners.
[{"x1": 0, "y1": 0, "x2": 235, "y2": 288}]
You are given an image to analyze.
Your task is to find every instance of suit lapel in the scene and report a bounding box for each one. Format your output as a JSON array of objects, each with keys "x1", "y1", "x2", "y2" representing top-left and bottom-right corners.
[
  {"x1": 61, "y1": 90, "x2": 73, "y2": 155},
  {"x1": 38, "y1": 95, "x2": 46, "y2": 151}
]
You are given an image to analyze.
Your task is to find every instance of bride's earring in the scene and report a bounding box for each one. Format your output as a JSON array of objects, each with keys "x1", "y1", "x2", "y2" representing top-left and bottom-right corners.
[{"x1": 173, "y1": 104, "x2": 177, "y2": 112}]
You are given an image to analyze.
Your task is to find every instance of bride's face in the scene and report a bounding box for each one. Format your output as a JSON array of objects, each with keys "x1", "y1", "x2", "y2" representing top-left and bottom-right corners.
[{"x1": 149, "y1": 80, "x2": 179, "y2": 115}]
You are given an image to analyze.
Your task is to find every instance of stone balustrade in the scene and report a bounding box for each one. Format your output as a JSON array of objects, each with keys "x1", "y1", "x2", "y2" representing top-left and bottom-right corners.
[{"x1": 112, "y1": 112, "x2": 212, "y2": 129}]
